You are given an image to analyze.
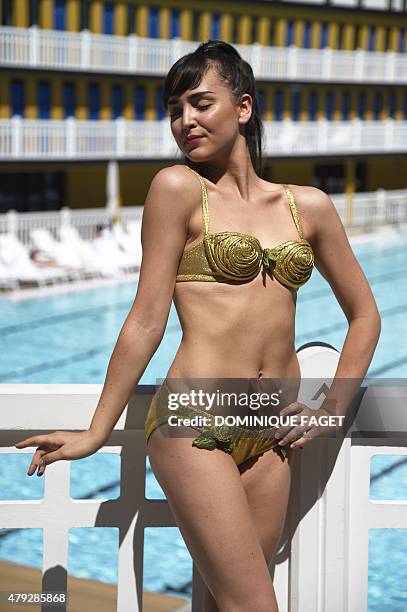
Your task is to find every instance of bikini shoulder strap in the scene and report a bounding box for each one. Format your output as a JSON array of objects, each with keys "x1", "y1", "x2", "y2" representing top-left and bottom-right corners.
[
  {"x1": 282, "y1": 184, "x2": 303, "y2": 240},
  {"x1": 185, "y1": 166, "x2": 210, "y2": 235}
]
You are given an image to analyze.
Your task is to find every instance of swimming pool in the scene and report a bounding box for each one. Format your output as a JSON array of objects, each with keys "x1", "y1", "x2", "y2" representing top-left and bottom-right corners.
[
  {"x1": 0, "y1": 237, "x2": 406, "y2": 383},
  {"x1": 1, "y1": 235, "x2": 407, "y2": 609}
]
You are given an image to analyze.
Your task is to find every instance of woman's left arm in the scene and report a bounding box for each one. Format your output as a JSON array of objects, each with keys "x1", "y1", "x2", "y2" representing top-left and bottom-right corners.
[{"x1": 309, "y1": 186, "x2": 381, "y2": 379}]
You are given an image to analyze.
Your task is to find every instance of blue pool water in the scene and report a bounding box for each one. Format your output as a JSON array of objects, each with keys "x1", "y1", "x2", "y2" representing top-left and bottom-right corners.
[{"x1": 1, "y1": 236, "x2": 407, "y2": 608}]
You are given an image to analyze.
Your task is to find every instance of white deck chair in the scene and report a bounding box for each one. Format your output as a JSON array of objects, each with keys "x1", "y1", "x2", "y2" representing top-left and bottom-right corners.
[
  {"x1": 30, "y1": 228, "x2": 83, "y2": 270},
  {"x1": 112, "y1": 222, "x2": 142, "y2": 267},
  {"x1": 91, "y1": 230, "x2": 138, "y2": 274},
  {"x1": 0, "y1": 234, "x2": 72, "y2": 286},
  {"x1": 57, "y1": 226, "x2": 105, "y2": 278}
]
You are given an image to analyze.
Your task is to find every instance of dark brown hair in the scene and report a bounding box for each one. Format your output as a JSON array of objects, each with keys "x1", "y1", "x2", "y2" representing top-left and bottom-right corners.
[{"x1": 163, "y1": 40, "x2": 264, "y2": 177}]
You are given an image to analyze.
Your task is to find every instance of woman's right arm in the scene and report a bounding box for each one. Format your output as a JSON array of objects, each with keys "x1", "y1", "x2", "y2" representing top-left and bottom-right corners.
[{"x1": 15, "y1": 165, "x2": 196, "y2": 473}]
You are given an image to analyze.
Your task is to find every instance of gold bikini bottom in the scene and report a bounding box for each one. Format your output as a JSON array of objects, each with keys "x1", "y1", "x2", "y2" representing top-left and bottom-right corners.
[{"x1": 144, "y1": 379, "x2": 293, "y2": 466}]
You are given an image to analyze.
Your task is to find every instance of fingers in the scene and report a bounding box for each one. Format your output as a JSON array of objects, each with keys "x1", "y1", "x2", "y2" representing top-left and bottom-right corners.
[{"x1": 15, "y1": 436, "x2": 50, "y2": 449}]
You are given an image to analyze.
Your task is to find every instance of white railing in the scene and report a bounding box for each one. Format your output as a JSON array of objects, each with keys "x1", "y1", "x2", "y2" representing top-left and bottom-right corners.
[
  {"x1": 268, "y1": 0, "x2": 405, "y2": 10},
  {"x1": 1, "y1": 117, "x2": 407, "y2": 161},
  {"x1": 1, "y1": 345, "x2": 406, "y2": 611},
  {"x1": 0, "y1": 187, "x2": 406, "y2": 237},
  {"x1": 0, "y1": 207, "x2": 143, "y2": 245},
  {"x1": 1, "y1": 26, "x2": 406, "y2": 83}
]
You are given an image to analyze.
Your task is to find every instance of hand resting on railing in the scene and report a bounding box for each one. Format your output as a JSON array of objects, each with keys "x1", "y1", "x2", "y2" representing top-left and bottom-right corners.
[{"x1": 14, "y1": 429, "x2": 105, "y2": 477}]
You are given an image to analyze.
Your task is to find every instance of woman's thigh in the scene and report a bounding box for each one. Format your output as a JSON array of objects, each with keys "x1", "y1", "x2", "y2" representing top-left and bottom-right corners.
[
  {"x1": 146, "y1": 426, "x2": 279, "y2": 611},
  {"x1": 238, "y1": 446, "x2": 294, "y2": 563}
]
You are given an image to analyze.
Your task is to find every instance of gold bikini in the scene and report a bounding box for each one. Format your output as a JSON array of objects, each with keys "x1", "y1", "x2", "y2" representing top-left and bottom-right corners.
[
  {"x1": 176, "y1": 166, "x2": 314, "y2": 289},
  {"x1": 144, "y1": 167, "x2": 313, "y2": 465}
]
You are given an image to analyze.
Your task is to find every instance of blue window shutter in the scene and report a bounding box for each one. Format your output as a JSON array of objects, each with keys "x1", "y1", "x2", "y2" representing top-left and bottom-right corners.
[
  {"x1": 389, "y1": 91, "x2": 396, "y2": 118},
  {"x1": 398, "y1": 28, "x2": 405, "y2": 53},
  {"x1": 54, "y1": 0, "x2": 66, "y2": 31},
  {"x1": 88, "y1": 83, "x2": 100, "y2": 120},
  {"x1": 320, "y1": 22, "x2": 328, "y2": 48},
  {"x1": 326, "y1": 91, "x2": 334, "y2": 120},
  {"x1": 63, "y1": 82, "x2": 76, "y2": 118},
  {"x1": 358, "y1": 92, "x2": 366, "y2": 119},
  {"x1": 103, "y1": 1, "x2": 114, "y2": 35},
  {"x1": 155, "y1": 87, "x2": 164, "y2": 119},
  {"x1": 368, "y1": 26, "x2": 376, "y2": 52},
  {"x1": 211, "y1": 12, "x2": 220, "y2": 39},
  {"x1": 292, "y1": 91, "x2": 300, "y2": 121},
  {"x1": 286, "y1": 19, "x2": 294, "y2": 46},
  {"x1": 170, "y1": 9, "x2": 180, "y2": 38},
  {"x1": 38, "y1": 81, "x2": 51, "y2": 119},
  {"x1": 404, "y1": 93, "x2": 407, "y2": 119},
  {"x1": 342, "y1": 91, "x2": 350, "y2": 120},
  {"x1": 274, "y1": 90, "x2": 284, "y2": 121},
  {"x1": 134, "y1": 86, "x2": 146, "y2": 120},
  {"x1": 303, "y1": 21, "x2": 312, "y2": 49},
  {"x1": 10, "y1": 80, "x2": 25, "y2": 117},
  {"x1": 111, "y1": 85, "x2": 123, "y2": 119},
  {"x1": 308, "y1": 90, "x2": 318, "y2": 121},
  {"x1": 258, "y1": 90, "x2": 266, "y2": 119},
  {"x1": 149, "y1": 6, "x2": 159, "y2": 38},
  {"x1": 373, "y1": 91, "x2": 382, "y2": 120}
]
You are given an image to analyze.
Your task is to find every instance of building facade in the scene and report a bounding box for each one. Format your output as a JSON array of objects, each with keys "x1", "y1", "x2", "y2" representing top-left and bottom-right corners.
[{"x1": 0, "y1": 0, "x2": 406, "y2": 214}]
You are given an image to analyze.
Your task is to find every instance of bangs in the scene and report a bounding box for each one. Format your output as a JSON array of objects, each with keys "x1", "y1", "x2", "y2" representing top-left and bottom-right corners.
[{"x1": 163, "y1": 54, "x2": 214, "y2": 110}]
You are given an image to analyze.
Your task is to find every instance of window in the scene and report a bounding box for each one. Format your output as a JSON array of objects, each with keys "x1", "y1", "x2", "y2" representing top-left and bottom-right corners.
[
  {"x1": 103, "y1": 2, "x2": 114, "y2": 35},
  {"x1": 134, "y1": 85, "x2": 146, "y2": 120},
  {"x1": 258, "y1": 89, "x2": 266, "y2": 119},
  {"x1": 38, "y1": 81, "x2": 51, "y2": 119},
  {"x1": 274, "y1": 90, "x2": 284, "y2": 121},
  {"x1": 326, "y1": 90, "x2": 335, "y2": 120},
  {"x1": 320, "y1": 22, "x2": 328, "y2": 48},
  {"x1": 389, "y1": 91, "x2": 396, "y2": 118},
  {"x1": 155, "y1": 87, "x2": 164, "y2": 120},
  {"x1": 127, "y1": 5, "x2": 136, "y2": 35},
  {"x1": 0, "y1": 172, "x2": 65, "y2": 213},
  {"x1": 232, "y1": 15, "x2": 239, "y2": 43},
  {"x1": 148, "y1": 6, "x2": 159, "y2": 38},
  {"x1": 192, "y1": 11, "x2": 200, "y2": 41},
  {"x1": 286, "y1": 19, "x2": 295, "y2": 46},
  {"x1": 251, "y1": 16, "x2": 259, "y2": 44},
  {"x1": 1, "y1": 0, "x2": 12, "y2": 25},
  {"x1": 337, "y1": 23, "x2": 344, "y2": 49},
  {"x1": 87, "y1": 83, "x2": 100, "y2": 120},
  {"x1": 368, "y1": 25, "x2": 376, "y2": 52},
  {"x1": 384, "y1": 27, "x2": 391, "y2": 51},
  {"x1": 308, "y1": 90, "x2": 318, "y2": 121},
  {"x1": 342, "y1": 91, "x2": 351, "y2": 120},
  {"x1": 54, "y1": 0, "x2": 66, "y2": 31},
  {"x1": 170, "y1": 8, "x2": 180, "y2": 38},
  {"x1": 313, "y1": 163, "x2": 345, "y2": 193},
  {"x1": 80, "y1": 0, "x2": 91, "y2": 30},
  {"x1": 211, "y1": 12, "x2": 220, "y2": 40},
  {"x1": 269, "y1": 22, "x2": 275, "y2": 46},
  {"x1": 29, "y1": 0, "x2": 39, "y2": 26},
  {"x1": 292, "y1": 90, "x2": 300, "y2": 121},
  {"x1": 63, "y1": 82, "x2": 76, "y2": 118},
  {"x1": 10, "y1": 80, "x2": 25, "y2": 117},
  {"x1": 358, "y1": 92, "x2": 367, "y2": 119},
  {"x1": 404, "y1": 92, "x2": 407, "y2": 119},
  {"x1": 373, "y1": 91, "x2": 382, "y2": 120},
  {"x1": 303, "y1": 21, "x2": 312, "y2": 49},
  {"x1": 353, "y1": 24, "x2": 360, "y2": 49},
  {"x1": 111, "y1": 85, "x2": 123, "y2": 119},
  {"x1": 398, "y1": 28, "x2": 405, "y2": 53}
]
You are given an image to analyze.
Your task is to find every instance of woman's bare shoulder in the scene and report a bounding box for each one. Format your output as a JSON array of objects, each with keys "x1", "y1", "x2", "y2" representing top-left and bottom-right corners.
[{"x1": 146, "y1": 164, "x2": 202, "y2": 216}]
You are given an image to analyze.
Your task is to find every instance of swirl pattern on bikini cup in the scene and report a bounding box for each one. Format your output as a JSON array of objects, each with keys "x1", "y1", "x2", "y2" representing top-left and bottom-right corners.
[
  {"x1": 204, "y1": 232, "x2": 263, "y2": 281},
  {"x1": 265, "y1": 240, "x2": 314, "y2": 288}
]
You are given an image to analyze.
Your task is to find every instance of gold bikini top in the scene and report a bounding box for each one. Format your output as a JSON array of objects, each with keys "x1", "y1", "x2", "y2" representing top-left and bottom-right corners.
[{"x1": 176, "y1": 167, "x2": 314, "y2": 290}]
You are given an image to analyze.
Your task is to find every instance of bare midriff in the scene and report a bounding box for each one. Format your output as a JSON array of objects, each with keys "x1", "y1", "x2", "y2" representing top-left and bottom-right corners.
[{"x1": 167, "y1": 273, "x2": 301, "y2": 384}]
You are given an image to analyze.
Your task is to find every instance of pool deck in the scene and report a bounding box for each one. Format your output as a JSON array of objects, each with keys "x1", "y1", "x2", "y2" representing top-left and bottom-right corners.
[{"x1": 0, "y1": 560, "x2": 191, "y2": 611}]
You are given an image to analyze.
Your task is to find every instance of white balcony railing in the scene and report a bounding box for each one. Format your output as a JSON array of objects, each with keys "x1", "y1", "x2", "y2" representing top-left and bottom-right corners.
[
  {"x1": 1, "y1": 26, "x2": 406, "y2": 83},
  {"x1": 1, "y1": 117, "x2": 407, "y2": 161},
  {"x1": 1, "y1": 345, "x2": 406, "y2": 611},
  {"x1": 1, "y1": 186, "x2": 406, "y2": 237}
]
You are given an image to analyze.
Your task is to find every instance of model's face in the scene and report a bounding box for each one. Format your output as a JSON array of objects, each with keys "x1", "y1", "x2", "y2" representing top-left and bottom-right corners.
[{"x1": 167, "y1": 66, "x2": 252, "y2": 163}]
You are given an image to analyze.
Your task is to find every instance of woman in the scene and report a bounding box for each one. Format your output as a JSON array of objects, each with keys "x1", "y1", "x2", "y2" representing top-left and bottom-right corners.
[{"x1": 15, "y1": 41, "x2": 381, "y2": 611}]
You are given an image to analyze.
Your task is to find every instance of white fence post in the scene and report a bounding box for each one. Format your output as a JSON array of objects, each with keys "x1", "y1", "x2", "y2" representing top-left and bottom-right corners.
[
  {"x1": 65, "y1": 117, "x2": 76, "y2": 158},
  {"x1": 128, "y1": 34, "x2": 138, "y2": 72},
  {"x1": 11, "y1": 115, "x2": 22, "y2": 158},
  {"x1": 287, "y1": 45, "x2": 298, "y2": 80},
  {"x1": 29, "y1": 25, "x2": 39, "y2": 66},
  {"x1": 80, "y1": 29, "x2": 91, "y2": 70},
  {"x1": 6, "y1": 209, "x2": 18, "y2": 235}
]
